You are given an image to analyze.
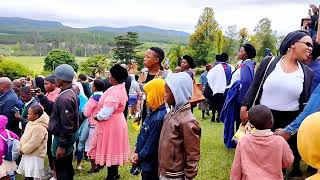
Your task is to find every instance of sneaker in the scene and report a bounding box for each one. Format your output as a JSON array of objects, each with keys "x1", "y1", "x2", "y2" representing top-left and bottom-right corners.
[
  {"x1": 77, "y1": 165, "x2": 82, "y2": 171},
  {"x1": 42, "y1": 169, "x2": 54, "y2": 180},
  {"x1": 49, "y1": 177, "x2": 56, "y2": 180}
]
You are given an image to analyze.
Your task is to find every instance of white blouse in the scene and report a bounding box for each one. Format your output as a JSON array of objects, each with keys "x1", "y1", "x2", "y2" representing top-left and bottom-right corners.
[{"x1": 260, "y1": 61, "x2": 304, "y2": 111}]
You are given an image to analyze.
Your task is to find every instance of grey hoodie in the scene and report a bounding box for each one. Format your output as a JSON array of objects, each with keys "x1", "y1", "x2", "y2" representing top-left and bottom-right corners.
[{"x1": 165, "y1": 72, "x2": 193, "y2": 110}]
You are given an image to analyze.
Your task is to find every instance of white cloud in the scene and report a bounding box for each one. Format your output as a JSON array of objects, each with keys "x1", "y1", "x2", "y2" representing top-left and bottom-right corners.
[{"x1": 0, "y1": 0, "x2": 316, "y2": 35}]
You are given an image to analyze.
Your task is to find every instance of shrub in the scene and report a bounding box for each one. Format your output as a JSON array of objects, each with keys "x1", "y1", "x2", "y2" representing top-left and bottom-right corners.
[
  {"x1": 44, "y1": 49, "x2": 78, "y2": 72},
  {"x1": 195, "y1": 67, "x2": 206, "y2": 75},
  {"x1": 0, "y1": 60, "x2": 34, "y2": 80}
]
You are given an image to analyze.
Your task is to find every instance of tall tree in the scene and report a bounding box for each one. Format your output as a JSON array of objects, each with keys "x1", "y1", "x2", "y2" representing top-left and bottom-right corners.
[
  {"x1": 112, "y1": 32, "x2": 142, "y2": 64},
  {"x1": 223, "y1": 25, "x2": 238, "y2": 56},
  {"x1": 167, "y1": 45, "x2": 187, "y2": 69},
  {"x1": 215, "y1": 29, "x2": 224, "y2": 54},
  {"x1": 80, "y1": 55, "x2": 110, "y2": 77},
  {"x1": 251, "y1": 18, "x2": 277, "y2": 58},
  {"x1": 189, "y1": 7, "x2": 220, "y2": 66},
  {"x1": 239, "y1": 27, "x2": 249, "y2": 45}
]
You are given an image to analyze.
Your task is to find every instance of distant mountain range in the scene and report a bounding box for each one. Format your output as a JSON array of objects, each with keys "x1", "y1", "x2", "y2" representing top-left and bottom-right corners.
[{"x1": 0, "y1": 17, "x2": 189, "y2": 44}]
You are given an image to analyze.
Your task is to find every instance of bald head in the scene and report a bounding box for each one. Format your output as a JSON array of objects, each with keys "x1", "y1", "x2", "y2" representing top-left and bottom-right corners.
[
  {"x1": 12, "y1": 79, "x2": 22, "y2": 88},
  {"x1": 0, "y1": 77, "x2": 12, "y2": 93}
]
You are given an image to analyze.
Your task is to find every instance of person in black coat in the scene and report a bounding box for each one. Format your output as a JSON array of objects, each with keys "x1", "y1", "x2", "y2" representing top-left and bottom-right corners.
[{"x1": 240, "y1": 30, "x2": 314, "y2": 178}]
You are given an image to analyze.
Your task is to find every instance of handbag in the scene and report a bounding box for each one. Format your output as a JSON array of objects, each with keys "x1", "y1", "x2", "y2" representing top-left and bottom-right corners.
[
  {"x1": 190, "y1": 79, "x2": 205, "y2": 106},
  {"x1": 232, "y1": 122, "x2": 255, "y2": 144}
]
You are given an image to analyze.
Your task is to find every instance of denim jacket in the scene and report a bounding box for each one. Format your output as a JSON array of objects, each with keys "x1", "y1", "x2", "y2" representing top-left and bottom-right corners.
[{"x1": 136, "y1": 104, "x2": 167, "y2": 172}]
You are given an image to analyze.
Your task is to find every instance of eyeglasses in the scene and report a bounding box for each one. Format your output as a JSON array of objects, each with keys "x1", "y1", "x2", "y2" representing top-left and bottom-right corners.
[{"x1": 297, "y1": 41, "x2": 314, "y2": 48}]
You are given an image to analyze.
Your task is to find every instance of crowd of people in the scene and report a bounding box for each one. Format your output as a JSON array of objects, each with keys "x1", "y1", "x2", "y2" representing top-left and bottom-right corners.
[{"x1": 0, "y1": 28, "x2": 319, "y2": 180}]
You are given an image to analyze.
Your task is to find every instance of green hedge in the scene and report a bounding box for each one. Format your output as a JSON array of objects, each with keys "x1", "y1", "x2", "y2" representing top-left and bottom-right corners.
[{"x1": 0, "y1": 59, "x2": 34, "y2": 79}]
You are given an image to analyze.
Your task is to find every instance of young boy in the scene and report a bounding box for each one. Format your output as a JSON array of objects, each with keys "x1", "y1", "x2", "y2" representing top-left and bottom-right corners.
[
  {"x1": 158, "y1": 72, "x2": 201, "y2": 180},
  {"x1": 230, "y1": 105, "x2": 294, "y2": 180},
  {"x1": 132, "y1": 78, "x2": 167, "y2": 180},
  {"x1": 297, "y1": 112, "x2": 320, "y2": 180}
]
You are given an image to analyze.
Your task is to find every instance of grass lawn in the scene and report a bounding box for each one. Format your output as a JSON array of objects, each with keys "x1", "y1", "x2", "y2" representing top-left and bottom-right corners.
[
  {"x1": 3, "y1": 56, "x2": 87, "y2": 74},
  {"x1": 15, "y1": 110, "x2": 234, "y2": 180},
  {"x1": 72, "y1": 109, "x2": 235, "y2": 180}
]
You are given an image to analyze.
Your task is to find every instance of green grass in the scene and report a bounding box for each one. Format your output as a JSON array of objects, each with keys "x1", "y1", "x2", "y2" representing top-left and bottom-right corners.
[
  {"x1": 73, "y1": 109, "x2": 234, "y2": 180},
  {"x1": 3, "y1": 56, "x2": 87, "y2": 74}
]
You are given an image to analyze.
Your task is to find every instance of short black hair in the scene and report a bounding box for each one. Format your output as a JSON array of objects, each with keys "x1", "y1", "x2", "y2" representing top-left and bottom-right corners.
[
  {"x1": 21, "y1": 86, "x2": 31, "y2": 95},
  {"x1": 248, "y1": 105, "x2": 273, "y2": 130},
  {"x1": 135, "y1": 75, "x2": 139, "y2": 81},
  {"x1": 110, "y1": 64, "x2": 128, "y2": 83},
  {"x1": 182, "y1": 55, "x2": 196, "y2": 69},
  {"x1": 220, "y1": 53, "x2": 229, "y2": 62},
  {"x1": 78, "y1": 74, "x2": 87, "y2": 81},
  {"x1": 149, "y1": 47, "x2": 165, "y2": 63},
  {"x1": 30, "y1": 105, "x2": 43, "y2": 117},
  {"x1": 93, "y1": 79, "x2": 105, "y2": 92}
]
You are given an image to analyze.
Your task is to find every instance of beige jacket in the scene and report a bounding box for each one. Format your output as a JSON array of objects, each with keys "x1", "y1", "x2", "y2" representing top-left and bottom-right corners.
[{"x1": 20, "y1": 113, "x2": 49, "y2": 158}]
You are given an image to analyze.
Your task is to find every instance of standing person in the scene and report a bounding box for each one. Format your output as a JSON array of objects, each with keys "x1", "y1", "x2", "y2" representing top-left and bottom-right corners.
[
  {"x1": 309, "y1": 5, "x2": 319, "y2": 40},
  {"x1": 0, "y1": 115, "x2": 20, "y2": 180},
  {"x1": 78, "y1": 74, "x2": 92, "y2": 99},
  {"x1": 229, "y1": 44, "x2": 256, "y2": 102},
  {"x1": 138, "y1": 47, "x2": 168, "y2": 123},
  {"x1": 14, "y1": 86, "x2": 39, "y2": 136},
  {"x1": 128, "y1": 74, "x2": 141, "y2": 119},
  {"x1": 230, "y1": 105, "x2": 294, "y2": 180},
  {"x1": 49, "y1": 64, "x2": 79, "y2": 180},
  {"x1": 32, "y1": 77, "x2": 45, "y2": 94},
  {"x1": 180, "y1": 55, "x2": 196, "y2": 79},
  {"x1": 0, "y1": 77, "x2": 19, "y2": 135},
  {"x1": 88, "y1": 64, "x2": 130, "y2": 180},
  {"x1": 219, "y1": 45, "x2": 256, "y2": 148},
  {"x1": 159, "y1": 72, "x2": 201, "y2": 180},
  {"x1": 120, "y1": 64, "x2": 132, "y2": 120},
  {"x1": 83, "y1": 79, "x2": 104, "y2": 173},
  {"x1": 305, "y1": 41, "x2": 320, "y2": 92},
  {"x1": 34, "y1": 74, "x2": 60, "y2": 179},
  {"x1": 199, "y1": 64, "x2": 212, "y2": 119},
  {"x1": 240, "y1": 30, "x2": 313, "y2": 177},
  {"x1": 132, "y1": 79, "x2": 167, "y2": 180},
  {"x1": 17, "y1": 105, "x2": 49, "y2": 180},
  {"x1": 206, "y1": 53, "x2": 233, "y2": 122}
]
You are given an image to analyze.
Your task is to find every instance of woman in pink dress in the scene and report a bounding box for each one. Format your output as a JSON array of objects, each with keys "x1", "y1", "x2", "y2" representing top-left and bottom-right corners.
[{"x1": 88, "y1": 64, "x2": 130, "y2": 180}]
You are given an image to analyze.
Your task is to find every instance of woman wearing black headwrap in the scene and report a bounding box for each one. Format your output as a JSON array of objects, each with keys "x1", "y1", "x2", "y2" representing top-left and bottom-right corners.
[
  {"x1": 180, "y1": 55, "x2": 196, "y2": 79},
  {"x1": 240, "y1": 30, "x2": 313, "y2": 177}
]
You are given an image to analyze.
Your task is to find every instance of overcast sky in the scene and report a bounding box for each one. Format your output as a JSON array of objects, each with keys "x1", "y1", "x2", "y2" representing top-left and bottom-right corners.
[{"x1": 0, "y1": 0, "x2": 317, "y2": 35}]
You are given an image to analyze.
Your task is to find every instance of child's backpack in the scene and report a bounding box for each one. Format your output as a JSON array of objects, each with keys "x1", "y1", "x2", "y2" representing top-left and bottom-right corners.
[{"x1": 0, "y1": 129, "x2": 20, "y2": 161}]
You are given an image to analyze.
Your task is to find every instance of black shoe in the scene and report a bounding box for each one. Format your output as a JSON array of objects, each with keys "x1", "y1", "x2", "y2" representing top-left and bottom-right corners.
[
  {"x1": 211, "y1": 117, "x2": 215, "y2": 122},
  {"x1": 87, "y1": 167, "x2": 100, "y2": 173},
  {"x1": 287, "y1": 168, "x2": 302, "y2": 178},
  {"x1": 105, "y1": 175, "x2": 120, "y2": 180},
  {"x1": 206, "y1": 111, "x2": 210, "y2": 116}
]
